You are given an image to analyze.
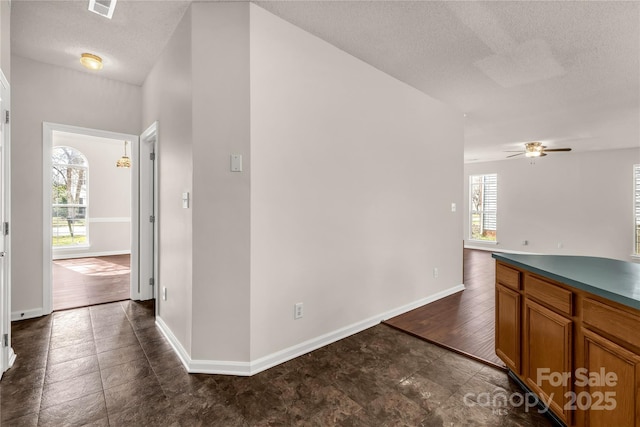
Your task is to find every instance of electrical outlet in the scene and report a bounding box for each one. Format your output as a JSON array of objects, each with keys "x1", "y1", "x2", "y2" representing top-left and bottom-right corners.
[
  {"x1": 294, "y1": 302, "x2": 303, "y2": 319},
  {"x1": 433, "y1": 268, "x2": 439, "y2": 279}
]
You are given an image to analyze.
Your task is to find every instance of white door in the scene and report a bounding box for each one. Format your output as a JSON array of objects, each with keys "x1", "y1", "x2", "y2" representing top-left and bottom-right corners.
[
  {"x1": 0, "y1": 69, "x2": 13, "y2": 377},
  {"x1": 138, "y1": 122, "x2": 157, "y2": 302}
]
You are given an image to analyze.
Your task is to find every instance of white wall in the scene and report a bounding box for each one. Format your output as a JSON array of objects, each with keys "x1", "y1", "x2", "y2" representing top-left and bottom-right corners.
[
  {"x1": 141, "y1": 3, "x2": 463, "y2": 370},
  {"x1": 464, "y1": 148, "x2": 640, "y2": 261},
  {"x1": 1, "y1": 0, "x2": 10, "y2": 81},
  {"x1": 52, "y1": 133, "x2": 131, "y2": 259},
  {"x1": 249, "y1": 5, "x2": 464, "y2": 360},
  {"x1": 142, "y1": 10, "x2": 193, "y2": 353},
  {"x1": 11, "y1": 55, "x2": 141, "y2": 315},
  {"x1": 190, "y1": 2, "x2": 251, "y2": 362}
]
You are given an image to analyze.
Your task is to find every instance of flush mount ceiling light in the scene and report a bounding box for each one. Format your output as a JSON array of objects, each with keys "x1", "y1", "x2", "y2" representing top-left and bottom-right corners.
[
  {"x1": 88, "y1": 0, "x2": 118, "y2": 19},
  {"x1": 80, "y1": 53, "x2": 103, "y2": 71},
  {"x1": 116, "y1": 141, "x2": 131, "y2": 168}
]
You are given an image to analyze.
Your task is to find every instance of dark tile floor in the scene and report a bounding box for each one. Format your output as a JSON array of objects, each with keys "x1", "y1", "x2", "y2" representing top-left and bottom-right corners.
[{"x1": 1, "y1": 300, "x2": 554, "y2": 426}]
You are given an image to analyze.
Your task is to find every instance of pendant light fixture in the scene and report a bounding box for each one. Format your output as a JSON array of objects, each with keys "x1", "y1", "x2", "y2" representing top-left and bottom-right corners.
[{"x1": 116, "y1": 141, "x2": 131, "y2": 168}]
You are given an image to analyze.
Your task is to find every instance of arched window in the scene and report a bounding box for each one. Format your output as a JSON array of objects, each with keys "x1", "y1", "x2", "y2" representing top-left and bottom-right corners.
[{"x1": 52, "y1": 146, "x2": 88, "y2": 247}]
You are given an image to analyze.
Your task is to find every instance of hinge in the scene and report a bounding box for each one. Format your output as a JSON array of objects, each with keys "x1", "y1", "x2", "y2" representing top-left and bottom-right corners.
[
  {"x1": 4, "y1": 110, "x2": 8, "y2": 125},
  {"x1": 149, "y1": 215, "x2": 155, "y2": 223},
  {"x1": 3, "y1": 334, "x2": 7, "y2": 347},
  {"x1": 149, "y1": 277, "x2": 154, "y2": 286},
  {"x1": 3, "y1": 222, "x2": 8, "y2": 236},
  {"x1": 150, "y1": 152, "x2": 156, "y2": 161}
]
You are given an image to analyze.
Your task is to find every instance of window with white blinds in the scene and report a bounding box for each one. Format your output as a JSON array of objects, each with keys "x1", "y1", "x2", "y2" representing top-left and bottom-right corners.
[
  {"x1": 470, "y1": 174, "x2": 498, "y2": 242},
  {"x1": 634, "y1": 165, "x2": 640, "y2": 254}
]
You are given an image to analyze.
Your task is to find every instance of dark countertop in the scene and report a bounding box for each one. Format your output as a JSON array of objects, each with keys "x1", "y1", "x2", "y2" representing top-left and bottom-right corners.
[{"x1": 492, "y1": 253, "x2": 640, "y2": 310}]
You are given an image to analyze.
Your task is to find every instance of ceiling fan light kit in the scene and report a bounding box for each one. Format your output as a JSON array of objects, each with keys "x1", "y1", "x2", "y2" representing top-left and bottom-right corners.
[
  {"x1": 525, "y1": 142, "x2": 543, "y2": 158},
  {"x1": 506, "y1": 141, "x2": 572, "y2": 159}
]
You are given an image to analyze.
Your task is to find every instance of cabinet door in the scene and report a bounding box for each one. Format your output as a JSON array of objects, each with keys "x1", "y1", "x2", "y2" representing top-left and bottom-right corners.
[
  {"x1": 524, "y1": 298, "x2": 572, "y2": 425},
  {"x1": 582, "y1": 328, "x2": 640, "y2": 427},
  {"x1": 496, "y1": 284, "x2": 521, "y2": 372}
]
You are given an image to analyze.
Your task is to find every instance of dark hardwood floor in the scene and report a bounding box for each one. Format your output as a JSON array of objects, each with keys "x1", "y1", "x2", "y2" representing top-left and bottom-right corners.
[
  {"x1": 52, "y1": 255, "x2": 131, "y2": 311},
  {"x1": 385, "y1": 249, "x2": 505, "y2": 369}
]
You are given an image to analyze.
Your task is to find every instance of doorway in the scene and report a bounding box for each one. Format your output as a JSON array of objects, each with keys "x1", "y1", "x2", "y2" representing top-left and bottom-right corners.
[
  {"x1": 43, "y1": 123, "x2": 140, "y2": 313},
  {"x1": 0, "y1": 68, "x2": 12, "y2": 377}
]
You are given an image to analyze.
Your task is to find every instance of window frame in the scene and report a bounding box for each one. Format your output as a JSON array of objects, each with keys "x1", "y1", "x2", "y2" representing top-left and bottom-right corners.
[
  {"x1": 469, "y1": 173, "x2": 498, "y2": 243},
  {"x1": 51, "y1": 146, "x2": 90, "y2": 248},
  {"x1": 633, "y1": 164, "x2": 640, "y2": 257}
]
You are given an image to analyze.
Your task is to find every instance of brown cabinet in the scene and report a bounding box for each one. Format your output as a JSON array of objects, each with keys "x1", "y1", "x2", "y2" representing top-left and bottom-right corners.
[
  {"x1": 496, "y1": 284, "x2": 521, "y2": 373},
  {"x1": 582, "y1": 328, "x2": 640, "y2": 427},
  {"x1": 523, "y1": 298, "x2": 573, "y2": 425},
  {"x1": 495, "y1": 260, "x2": 640, "y2": 426}
]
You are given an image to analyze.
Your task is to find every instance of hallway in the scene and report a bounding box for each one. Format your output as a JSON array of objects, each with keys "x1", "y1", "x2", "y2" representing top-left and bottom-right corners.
[{"x1": 1, "y1": 300, "x2": 552, "y2": 425}]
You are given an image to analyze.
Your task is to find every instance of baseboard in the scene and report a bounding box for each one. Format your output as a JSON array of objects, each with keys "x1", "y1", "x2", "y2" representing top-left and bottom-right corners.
[
  {"x1": 11, "y1": 307, "x2": 45, "y2": 321},
  {"x1": 53, "y1": 250, "x2": 131, "y2": 260},
  {"x1": 8, "y1": 347, "x2": 15, "y2": 369},
  {"x1": 155, "y1": 283, "x2": 465, "y2": 376},
  {"x1": 154, "y1": 316, "x2": 193, "y2": 372},
  {"x1": 249, "y1": 283, "x2": 465, "y2": 375}
]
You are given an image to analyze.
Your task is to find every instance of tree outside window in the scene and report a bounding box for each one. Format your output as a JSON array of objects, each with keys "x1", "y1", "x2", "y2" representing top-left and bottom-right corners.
[{"x1": 52, "y1": 146, "x2": 88, "y2": 247}]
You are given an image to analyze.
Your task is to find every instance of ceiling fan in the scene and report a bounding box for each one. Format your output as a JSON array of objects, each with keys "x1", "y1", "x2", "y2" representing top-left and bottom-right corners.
[{"x1": 505, "y1": 141, "x2": 572, "y2": 158}]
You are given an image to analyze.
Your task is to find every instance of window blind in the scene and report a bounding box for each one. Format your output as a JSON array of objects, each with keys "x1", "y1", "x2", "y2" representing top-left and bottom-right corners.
[{"x1": 634, "y1": 165, "x2": 640, "y2": 254}]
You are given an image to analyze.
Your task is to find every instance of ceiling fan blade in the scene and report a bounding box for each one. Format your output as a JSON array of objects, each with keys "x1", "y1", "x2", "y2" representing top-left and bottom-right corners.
[
  {"x1": 540, "y1": 153, "x2": 548, "y2": 157},
  {"x1": 506, "y1": 152, "x2": 525, "y2": 158},
  {"x1": 544, "y1": 148, "x2": 572, "y2": 152}
]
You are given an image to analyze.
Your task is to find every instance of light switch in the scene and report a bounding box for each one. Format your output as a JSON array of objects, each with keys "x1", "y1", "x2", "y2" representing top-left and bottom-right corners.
[
  {"x1": 231, "y1": 154, "x2": 243, "y2": 172},
  {"x1": 451, "y1": 203, "x2": 457, "y2": 212},
  {"x1": 182, "y1": 192, "x2": 190, "y2": 209}
]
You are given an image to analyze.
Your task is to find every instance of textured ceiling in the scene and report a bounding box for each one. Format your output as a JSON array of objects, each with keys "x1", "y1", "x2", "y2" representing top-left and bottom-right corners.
[
  {"x1": 11, "y1": 0, "x2": 640, "y2": 162},
  {"x1": 11, "y1": 0, "x2": 190, "y2": 86}
]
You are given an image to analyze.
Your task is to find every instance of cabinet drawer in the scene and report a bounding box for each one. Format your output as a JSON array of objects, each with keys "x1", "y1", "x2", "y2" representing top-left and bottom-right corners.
[
  {"x1": 496, "y1": 263, "x2": 521, "y2": 291},
  {"x1": 525, "y1": 275, "x2": 572, "y2": 316},
  {"x1": 583, "y1": 298, "x2": 640, "y2": 350}
]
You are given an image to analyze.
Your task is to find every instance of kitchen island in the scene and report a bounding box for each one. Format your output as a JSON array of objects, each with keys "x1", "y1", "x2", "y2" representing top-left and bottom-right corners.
[{"x1": 493, "y1": 253, "x2": 640, "y2": 426}]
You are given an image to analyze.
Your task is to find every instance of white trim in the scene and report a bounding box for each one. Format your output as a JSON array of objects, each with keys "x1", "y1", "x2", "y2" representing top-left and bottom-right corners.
[
  {"x1": 633, "y1": 164, "x2": 639, "y2": 258},
  {"x1": 156, "y1": 284, "x2": 465, "y2": 376},
  {"x1": 464, "y1": 244, "x2": 541, "y2": 255},
  {"x1": 139, "y1": 122, "x2": 158, "y2": 303},
  {"x1": 466, "y1": 240, "x2": 498, "y2": 245},
  {"x1": 7, "y1": 347, "x2": 15, "y2": 369},
  {"x1": 52, "y1": 244, "x2": 90, "y2": 251},
  {"x1": 11, "y1": 307, "x2": 45, "y2": 321},
  {"x1": 155, "y1": 316, "x2": 191, "y2": 371},
  {"x1": 52, "y1": 250, "x2": 131, "y2": 260},
  {"x1": 0, "y1": 68, "x2": 10, "y2": 377},
  {"x1": 89, "y1": 217, "x2": 131, "y2": 223}
]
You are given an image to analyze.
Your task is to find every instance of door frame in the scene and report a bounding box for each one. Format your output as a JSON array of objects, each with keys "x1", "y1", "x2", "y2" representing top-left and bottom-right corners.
[
  {"x1": 42, "y1": 123, "x2": 140, "y2": 314},
  {"x1": 138, "y1": 122, "x2": 158, "y2": 303},
  {"x1": 0, "y1": 68, "x2": 13, "y2": 377}
]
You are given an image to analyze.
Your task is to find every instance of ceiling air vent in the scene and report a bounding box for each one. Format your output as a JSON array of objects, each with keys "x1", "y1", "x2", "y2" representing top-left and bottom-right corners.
[{"x1": 88, "y1": 0, "x2": 118, "y2": 19}]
